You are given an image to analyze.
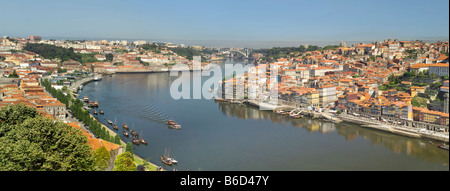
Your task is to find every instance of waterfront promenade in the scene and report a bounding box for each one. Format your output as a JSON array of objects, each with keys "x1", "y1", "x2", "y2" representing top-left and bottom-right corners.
[
  {"x1": 338, "y1": 113, "x2": 449, "y2": 143},
  {"x1": 242, "y1": 99, "x2": 449, "y2": 143}
]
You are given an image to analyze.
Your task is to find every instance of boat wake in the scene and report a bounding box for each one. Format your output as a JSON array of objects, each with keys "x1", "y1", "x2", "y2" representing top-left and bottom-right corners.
[{"x1": 127, "y1": 103, "x2": 171, "y2": 124}]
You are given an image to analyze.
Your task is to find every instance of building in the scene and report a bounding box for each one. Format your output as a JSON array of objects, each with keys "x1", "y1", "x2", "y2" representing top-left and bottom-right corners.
[
  {"x1": 428, "y1": 63, "x2": 449, "y2": 77},
  {"x1": 417, "y1": 108, "x2": 449, "y2": 125},
  {"x1": 28, "y1": 36, "x2": 42, "y2": 41},
  {"x1": 318, "y1": 84, "x2": 336, "y2": 107}
]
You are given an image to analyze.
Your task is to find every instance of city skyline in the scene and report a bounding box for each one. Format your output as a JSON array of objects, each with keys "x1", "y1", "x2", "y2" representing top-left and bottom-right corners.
[{"x1": 1, "y1": 0, "x2": 448, "y2": 46}]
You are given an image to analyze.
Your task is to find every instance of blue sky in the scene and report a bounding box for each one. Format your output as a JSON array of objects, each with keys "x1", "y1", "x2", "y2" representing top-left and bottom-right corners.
[{"x1": 1, "y1": 0, "x2": 449, "y2": 43}]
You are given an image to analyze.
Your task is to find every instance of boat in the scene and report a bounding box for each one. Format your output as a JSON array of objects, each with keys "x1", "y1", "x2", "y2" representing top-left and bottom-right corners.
[
  {"x1": 89, "y1": 101, "x2": 94, "y2": 107},
  {"x1": 139, "y1": 137, "x2": 148, "y2": 144},
  {"x1": 130, "y1": 129, "x2": 139, "y2": 137},
  {"x1": 94, "y1": 75, "x2": 102, "y2": 81},
  {"x1": 167, "y1": 120, "x2": 181, "y2": 130},
  {"x1": 437, "y1": 144, "x2": 449, "y2": 151},
  {"x1": 213, "y1": 97, "x2": 228, "y2": 102},
  {"x1": 131, "y1": 137, "x2": 140, "y2": 145},
  {"x1": 123, "y1": 130, "x2": 129, "y2": 137},
  {"x1": 78, "y1": 85, "x2": 83, "y2": 90},
  {"x1": 160, "y1": 156, "x2": 172, "y2": 165},
  {"x1": 274, "y1": 110, "x2": 287, "y2": 115},
  {"x1": 107, "y1": 119, "x2": 113, "y2": 124},
  {"x1": 99, "y1": 109, "x2": 104, "y2": 114},
  {"x1": 94, "y1": 101, "x2": 99, "y2": 107},
  {"x1": 93, "y1": 110, "x2": 98, "y2": 115},
  {"x1": 289, "y1": 113, "x2": 303, "y2": 119},
  {"x1": 83, "y1": 96, "x2": 89, "y2": 102},
  {"x1": 161, "y1": 148, "x2": 177, "y2": 165},
  {"x1": 113, "y1": 118, "x2": 118, "y2": 130},
  {"x1": 131, "y1": 123, "x2": 138, "y2": 136},
  {"x1": 123, "y1": 123, "x2": 129, "y2": 130},
  {"x1": 138, "y1": 130, "x2": 147, "y2": 144}
]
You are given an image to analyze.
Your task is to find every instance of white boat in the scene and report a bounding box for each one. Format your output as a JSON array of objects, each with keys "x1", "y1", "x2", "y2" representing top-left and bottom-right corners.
[
  {"x1": 94, "y1": 75, "x2": 102, "y2": 81},
  {"x1": 79, "y1": 85, "x2": 83, "y2": 90},
  {"x1": 168, "y1": 158, "x2": 178, "y2": 164}
]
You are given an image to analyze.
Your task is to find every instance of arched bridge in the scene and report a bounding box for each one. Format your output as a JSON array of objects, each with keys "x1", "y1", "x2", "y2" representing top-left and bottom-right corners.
[{"x1": 223, "y1": 48, "x2": 252, "y2": 58}]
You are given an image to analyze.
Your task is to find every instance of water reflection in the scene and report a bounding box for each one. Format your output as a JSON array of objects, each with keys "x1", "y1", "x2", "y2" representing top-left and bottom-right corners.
[{"x1": 218, "y1": 102, "x2": 449, "y2": 166}]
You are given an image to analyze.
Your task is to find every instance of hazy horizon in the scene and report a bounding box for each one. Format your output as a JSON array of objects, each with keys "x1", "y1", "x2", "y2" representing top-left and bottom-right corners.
[{"x1": 1, "y1": 0, "x2": 448, "y2": 48}]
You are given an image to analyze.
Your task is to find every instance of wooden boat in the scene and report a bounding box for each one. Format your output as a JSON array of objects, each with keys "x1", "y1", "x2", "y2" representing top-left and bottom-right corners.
[
  {"x1": 139, "y1": 137, "x2": 148, "y2": 144},
  {"x1": 131, "y1": 137, "x2": 140, "y2": 145},
  {"x1": 94, "y1": 101, "x2": 99, "y2": 107},
  {"x1": 167, "y1": 120, "x2": 181, "y2": 130},
  {"x1": 123, "y1": 123, "x2": 129, "y2": 130},
  {"x1": 130, "y1": 129, "x2": 139, "y2": 137},
  {"x1": 83, "y1": 96, "x2": 89, "y2": 102},
  {"x1": 138, "y1": 130, "x2": 147, "y2": 144},
  {"x1": 437, "y1": 144, "x2": 449, "y2": 151},
  {"x1": 89, "y1": 101, "x2": 94, "y2": 107},
  {"x1": 289, "y1": 114, "x2": 303, "y2": 119},
  {"x1": 213, "y1": 97, "x2": 228, "y2": 102},
  {"x1": 161, "y1": 148, "x2": 177, "y2": 165},
  {"x1": 113, "y1": 118, "x2": 118, "y2": 130},
  {"x1": 160, "y1": 156, "x2": 172, "y2": 165},
  {"x1": 93, "y1": 110, "x2": 98, "y2": 115},
  {"x1": 123, "y1": 130, "x2": 129, "y2": 137}
]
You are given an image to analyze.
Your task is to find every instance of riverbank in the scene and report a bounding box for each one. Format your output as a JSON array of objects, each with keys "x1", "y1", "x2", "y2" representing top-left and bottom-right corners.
[
  {"x1": 233, "y1": 98, "x2": 448, "y2": 143},
  {"x1": 86, "y1": 106, "x2": 162, "y2": 171},
  {"x1": 339, "y1": 113, "x2": 449, "y2": 143}
]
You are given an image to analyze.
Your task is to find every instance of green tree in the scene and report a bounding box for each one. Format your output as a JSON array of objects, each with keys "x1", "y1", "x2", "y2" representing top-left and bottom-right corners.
[
  {"x1": 105, "y1": 53, "x2": 114, "y2": 62},
  {"x1": 113, "y1": 152, "x2": 136, "y2": 171},
  {"x1": 8, "y1": 71, "x2": 19, "y2": 78},
  {"x1": 0, "y1": 104, "x2": 95, "y2": 171},
  {"x1": 125, "y1": 142, "x2": 134, "y2": 159},
  {"x1": 94, "y1": 146, "x2": 110, "y2": 171}
]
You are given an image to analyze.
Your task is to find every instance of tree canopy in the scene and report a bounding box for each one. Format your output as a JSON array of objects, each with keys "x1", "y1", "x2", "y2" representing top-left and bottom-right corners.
[{"x1": 0, "y1": 104, "x2": 96, "y2": 171}]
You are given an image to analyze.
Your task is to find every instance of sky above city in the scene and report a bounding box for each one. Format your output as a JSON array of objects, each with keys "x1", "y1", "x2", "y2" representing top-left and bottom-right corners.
[{"x1": 1, "y1": 0, "x2": 449, "y2": 46}]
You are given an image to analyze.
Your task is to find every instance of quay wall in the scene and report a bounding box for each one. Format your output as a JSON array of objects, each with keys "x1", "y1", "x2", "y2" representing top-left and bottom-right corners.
[{"x1": 339, "y1": 114, "x2": 448, "y2": 143}]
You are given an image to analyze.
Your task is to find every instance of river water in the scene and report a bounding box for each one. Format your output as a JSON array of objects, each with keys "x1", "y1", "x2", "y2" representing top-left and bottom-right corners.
[{"x1": 78, "y1": 59, "x2": 448, "y2": 171}]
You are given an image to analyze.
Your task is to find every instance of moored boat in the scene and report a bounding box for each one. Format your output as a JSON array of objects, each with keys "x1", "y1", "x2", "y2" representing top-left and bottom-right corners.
[
  {"x1": 123, "y1": 130, "x2": 129, "y2": 137},
  {"x1": 130, "y1": 129, "x2": 138, "y2": 137},
  {"x1": 99, "y1": 110, "x2": 104, "y2": 114},
  {"x1": 139, "y1": 137, "x2": 148, "y2": 144},
  {"x1": 160, "y1": 156, "x2": 172, "y2": 165},
  {"x1": 94, "y1": 101, "x2": 99, "y2": 107},
  {"x1": 437, "y1": 144, "x2": 449, "y2": 151},
  {"x1": 113, "y1": 124, "x2": 118, "y2": 130},
  {"x1": 93, "y1": 110, "x2": 98, "y2": 115},
  {"x1": 123, "y1": 123, "x2": 129, "y2": 130},
  {"x1": 107, "y1": 119, "x2": 113, "y2": 124},
  {"x1": 131, "y1": 137, "x2": 140, "y2": 145},
  {"x1": 83, "y1": 96, "x2": 89, "y2": 102}
]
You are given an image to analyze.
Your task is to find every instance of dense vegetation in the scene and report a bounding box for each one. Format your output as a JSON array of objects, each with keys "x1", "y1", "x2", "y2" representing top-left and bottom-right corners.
[
  {"x1": 0, "y1": 104, "x2": 96, "y2": 171},
  {"x1": 23, "y1": 43, "x2": 99, "y2": 64},
  {"x1": 254, "y1": 45, "x2": 321, "y2": 61},
  {"x1": 23, "y1": 43, "x2": 81, "y2": 62}
]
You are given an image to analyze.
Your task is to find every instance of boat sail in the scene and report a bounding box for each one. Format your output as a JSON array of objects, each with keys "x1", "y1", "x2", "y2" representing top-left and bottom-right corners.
[{"x1": 161, "y1": 148, "x2": 177, "y2": 165}]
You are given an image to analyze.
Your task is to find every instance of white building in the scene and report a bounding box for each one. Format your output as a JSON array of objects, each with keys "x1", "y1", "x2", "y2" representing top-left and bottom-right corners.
[{"x1": 429, "y1": 63, "x2": 449, "y2": 77}]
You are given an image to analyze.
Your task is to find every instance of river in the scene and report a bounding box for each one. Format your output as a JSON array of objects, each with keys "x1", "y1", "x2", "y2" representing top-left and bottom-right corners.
[{"x1": 78, "y1": 59, "x2": 449, "y2": 171}]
